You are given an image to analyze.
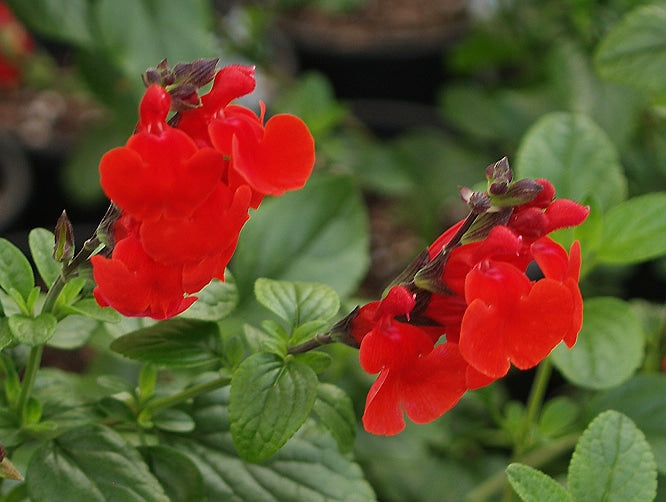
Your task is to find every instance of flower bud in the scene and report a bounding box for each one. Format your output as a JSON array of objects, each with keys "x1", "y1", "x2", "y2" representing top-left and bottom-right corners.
[
  {"x1": 53, "y1": 210, "x2": 74, "y2": 263},
  {"x1": 490, "y1": 178, "x2": 543, "y2": 207},
  {"x1": 485, "y1": 156, "x2": 512, "y2": 195}
]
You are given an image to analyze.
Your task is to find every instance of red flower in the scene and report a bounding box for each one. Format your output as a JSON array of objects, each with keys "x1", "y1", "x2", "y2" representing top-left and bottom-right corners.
[
  {"x1": 91, "y1": 64, "x2": 315, "y2": 319},
  {"x1": 0, "y1": 2, "x2": 34, "y2": 89},
  {"x1": 353, "y1": 286, "x2": 469, "y2": 435},
  {"x1": 351, "y1": 174, "x2": 588, "y2": 434}
]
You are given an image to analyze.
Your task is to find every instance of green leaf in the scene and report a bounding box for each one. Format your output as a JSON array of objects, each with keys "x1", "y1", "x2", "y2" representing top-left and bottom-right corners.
[
  {"x1": 26, "y1": 424, "x2": 170, "y2": 502},
  {"x1": 180, "y1": 277, "x2": 238, "y2": 321},
  {"x1": 550, "y1": 297, "x2": 644, "y2": 389},
  {"x1": 229, "y1": 352, "x2": 318, "y2": 462},
  {"x1": 591, "y1": 374, "x2": 666, "y2": 473},
  {"x1": 289, "y1": 319, "x2": 330, "y2": 346},
  {"x1": 232, "y1": 173, "x2": 370, "y2": 302},
  {"x1": 295, "y1": 351, "x2": 332, "y2": 374},
  {"x1": 568, "y1": 410, "x2": 657, "y2": 502},
  {"x1": 110, "y1": 319, "x2": 221, "y2": 368},
  {"x1": 0, "y1": 238, "x2": 35, "y2": 301},
  {"x1": 0, "y1": 317, "x2": 13, "y2": 350},
  {"x1": 47, "y1": 315, "x2": 97, "y2": 350},
  {"x1": 255, "y1": 278, "x2": 340, "y2": 328},
  {"x1": 538, "y1": 397, "x2": 579, "y2": 438},
  {"x1": 28, "y1": 228, "x2": 61, "y2": 288},
  {"x1": 506, "y1": 463, "x2": 572, "y2": 502},
  {"x1": 64, "y1": 298, "x2": 121, "y2": 323},
  {"x1": 515, "y1": 112, "x2": 627, "y2": 210},
  {"x1": 5, "y1": 0, "x2": 94, "y2": 46},
  {"x1": 170, "y1": 387, "x2": 376, "y2": 501},
  {"x1": 138, "y1": 445, "x2": 204, "y2": 502},
  {"x1": 152, "y1": 409, "x2": 196, "y2": 433},
  {"x1": 595, "y1": 4, "x2": 666, "y2": 96},
  {"x1": 596, "y1": 192, "x2": 666, "y2": 264},
  {"x1": 313, "y1": 383, "x2": 356, "y2": 454},
  {"x1": 8, "y1": 313, "x2": 57, "y2": 346}
]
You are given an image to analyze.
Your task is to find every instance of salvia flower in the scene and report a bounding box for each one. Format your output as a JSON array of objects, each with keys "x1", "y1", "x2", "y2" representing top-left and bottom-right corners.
[
  {"x1": 351, "y1": 162, "x2": 589, "y2": 435},
  {"x1": 91, "y1": 63, "x2": 315, "y2": 319}
]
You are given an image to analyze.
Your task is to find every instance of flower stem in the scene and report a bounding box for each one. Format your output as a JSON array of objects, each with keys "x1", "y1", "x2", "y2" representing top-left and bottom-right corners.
[
  {"x1": 13, "y1": 344, "x2": 43, "y2": 419},
  {"x1": 501, "y1": 358, "x2": 553, "y2": 502},
  {"x1": 287, "y1": 333, "x2": 333, "y2": 354},
  {"x1": 140, "y1": 375, "x2": 231, "y2": 416}
]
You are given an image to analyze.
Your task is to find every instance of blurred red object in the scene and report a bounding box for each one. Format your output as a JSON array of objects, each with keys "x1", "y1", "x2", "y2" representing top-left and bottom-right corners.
[{"x1": 0, "y1": 2, "x2": 34, "y2": 88}]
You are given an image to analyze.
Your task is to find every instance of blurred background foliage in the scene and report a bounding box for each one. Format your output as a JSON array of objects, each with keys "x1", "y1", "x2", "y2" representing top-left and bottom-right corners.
[{"x1": 2, "y1": 1, "x2": 666, "y2": 500}]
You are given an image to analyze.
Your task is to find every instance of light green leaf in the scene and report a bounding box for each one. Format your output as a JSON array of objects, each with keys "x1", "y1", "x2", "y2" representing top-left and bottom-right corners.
[
  {"x1": 28, "y1": 228, "x2": 60, "y2": 288},
  {"x1": 255, "y1": 278, "x2": 340, "y2": 328},
  {"x1": 110, "y1": 319, "x2": 221, "y2": 368},
  {"x1": 515, "y1": 112, "x2": 627, "y2": 210},
  {"x1": 295, "y1": 351, "x2": 332, "y2": 374},
  {"x1": 26, "y1": 424, "x2": 169, "y2": 502},
  {"x1": 232, "y1": 173, "x2": 370, "y2": 302},
  {"x1": 591, "y1": 374, "x2": 666, "y2": 473},
  {"x1": 138, "y1": 445, "x2": 204, "y2": 502},
  {"x1": 0, "y1": 318, "x2": 13, "y2": 350},
  {"x1": 229, "y1": 352, "x2": 318, "y2": 463},
  {"x1": 595, "y1": 4, "x2": 666, "y2": 95},
  {"x1": 550, "y1": 297, "x2": 644, "y2": 389},
  {"x1": 47, "y1": 315, "x2": 97, "y2": 350},
  {"x1": 0, "y1": 238, "x2": 34, "y2": 301},
  {"x1": 152, "y1": 409, "x2": 196, "y2": 433},
  {"x1": 538, "y1": 397, "x2": 579, "y2": 438},
  {"x1": 506, "y1": 463, "x2": 572, "y2": 502},
  {"x1": 568, "y1": 410, "x2": 657, "y2": 502},
  {"x1": 171, "y1": 387, "x2": 376, "y2": 501},
  {"x1": 65, "y1": 298, "x2": 121, "y2": 323},
  {"x1": 8, "y1": 314, "x2": 57, "y2": 346},
  {"x1": 596, "y1": 192, "x2": 666, "y2": 264},
  {"x1": 180, "y1": 277, "x2": 238, "y2": 321},
  {"x1": 313, "y1": 383, "x2": 356, "y2": 454}
]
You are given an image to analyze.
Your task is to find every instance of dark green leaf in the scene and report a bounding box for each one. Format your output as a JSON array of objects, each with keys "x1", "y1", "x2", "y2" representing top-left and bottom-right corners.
[
  {"x1": 180, "y1": 277, "x2": 238, "y2": 321},
  {"x1": 506, "y1": 463, "x2": 571, "y2": 502},
  {"x1": 596, "y1": 192, "x2": 666, "y2": 264},
  {"x1": 232, "y1": 173, "x2": 370, "y2": 302},
  {"x1": 8, "y1": 314, "x2": 57, "y2": 346},
  {"x1": 550, "y1": 297, "x2": 644, "y2": 389},
  {"x1": 591, "y1": 374, "x2": 666, "y2": 473},
  {"x1": 313, "y1": 383, "x2": 356, "y2": 454},
  {"x1": 568, "y1": 410, "x2": 657, "y2": 502},
  {"x1": 0, "y1": 239, "x2": 34, "y2": 301},
  {"x1": 138, "y1": 445, "x2": 204, "y2": 502},
  {"x1": 255, "y1": 278, "x2": 340, "y2": 328},
  {"x1": 229, "y1": 352, "x2": 318, "y2": 462},
  {"x1": 595, "y1": 4, "x2": 666, "y2": 95},
  {"x1": 26, "y1": 424, "x2": 169, "y2": 502},
  {"x1": 515, "y1": 112, "x2": 627, "y2": 210},
  {"x1": 5, "y1": 0, "x2": 94, "y2": 46},
  {"x1": 111, "y1": 319, "x2": 221, "y2": 368},
  {"x1": 28, "y1": 228, "x2": 60, "y2": 288},
  {"x1": 97, "y1": 397, "x2": 135, "y2": 423},
  {"x1": 171, "y1": 387, "x2": 376, "y2": 501}
]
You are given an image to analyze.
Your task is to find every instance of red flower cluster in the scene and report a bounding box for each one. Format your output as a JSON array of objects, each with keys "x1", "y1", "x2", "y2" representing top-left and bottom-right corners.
[
  {"x1": 91, "y1": 64, "x2": 315, "y2": 319},
  {"x1": 351, "y1": 177, "x2": 589, "y2": 435}
]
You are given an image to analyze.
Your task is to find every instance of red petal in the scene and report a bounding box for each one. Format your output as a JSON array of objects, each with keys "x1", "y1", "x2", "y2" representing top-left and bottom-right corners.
[
  {"x1": 359, "y1": 321, "x2": 433, "y2": 373},
  {"x1": 231, "y1": 114, "x2": 315, "y2": 196},
  {"x1": 362, "y1": 369, "x2": 405, "y2": 435},
  {"x1": 399, "y1": 343, "x2": 468, "y2": 424},
  {"x1": 544, "y1": 199, "x2": 590, "y2": 233},
  {"x1": 201, "y1": 65, "x2": 256, "y2": 112}
]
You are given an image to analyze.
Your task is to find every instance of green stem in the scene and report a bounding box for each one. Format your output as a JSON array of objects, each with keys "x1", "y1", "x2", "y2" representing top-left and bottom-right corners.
[
  {"x1": 466, "y1": 431, "x2": 579, "y2": 502},
  {"x1": 287, "y1": 333, "x2": 333, "y2": 354},
  {"x1": 14, "y1": 345, "x2": 44, "y2": 418},
  {"x1": 140, "y1": 375, "x2": 231, "y2": 416},
  {"x1": 501, "y1": 359, "x2": 553, "y2": 502}
]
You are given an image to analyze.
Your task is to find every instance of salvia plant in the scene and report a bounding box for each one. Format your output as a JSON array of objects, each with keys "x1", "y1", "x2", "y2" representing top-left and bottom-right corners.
[{"x1": 2, "y1": 2, "x2": 666, "y2": 502}]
